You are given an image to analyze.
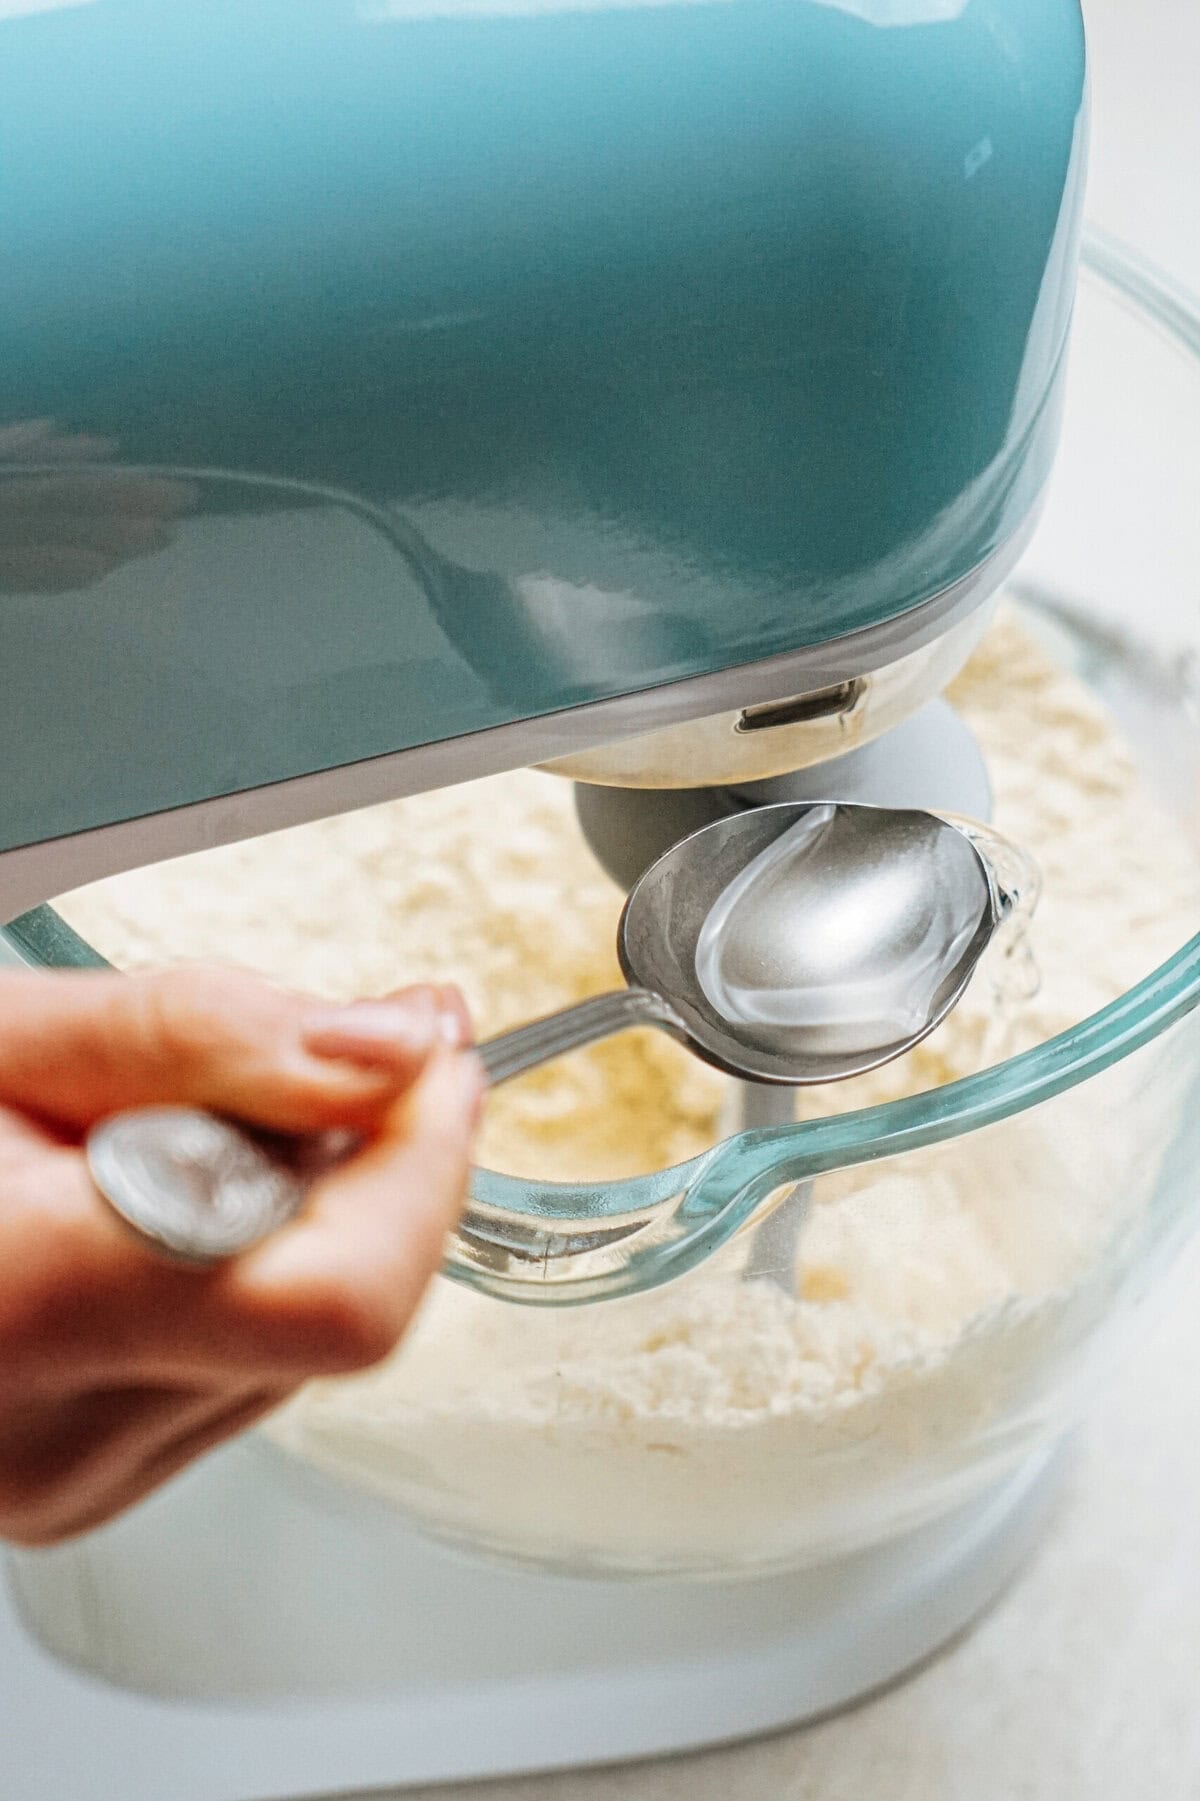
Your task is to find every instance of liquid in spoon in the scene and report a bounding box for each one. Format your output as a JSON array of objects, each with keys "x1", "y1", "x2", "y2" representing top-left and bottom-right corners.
[
  {"x1": 694, "y1": 805, "x2": 997, "y2": 1059},
  {"x1": 959, "y1": 820, "x2": 1043, "y2": 1069}
]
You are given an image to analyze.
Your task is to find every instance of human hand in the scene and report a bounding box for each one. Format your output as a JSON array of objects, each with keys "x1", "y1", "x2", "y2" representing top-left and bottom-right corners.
[{"x1": 0, "y1": 966, "x2": 482, "y2": 1546}]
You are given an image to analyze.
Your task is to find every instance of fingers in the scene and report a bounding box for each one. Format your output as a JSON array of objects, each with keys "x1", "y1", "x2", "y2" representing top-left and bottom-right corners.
[
  {"x1": 301, "y1": 984, "x2": 469, "y2": 1068},
  {"x1": 403, "y1": 981, "x2": 473, "y2": 1048},
  {"x1": 0, "y1": 967, "x2": 484, "y2": 1543},
  {"x1": 52, "y1": 1047, "x2": 484, "y2": 1384},
  {"x1": 0, "y1": 967, "x2": 467, "y2": 1134},
  {"x1": 225, "y1": 1047, "x2": 485, "y2": 1374},
  {"x1": 1, "y1": 1033, "x2": 482, "y2": 1385},
  {"x1": 66, "y1": 1385, "x2": 288, "y2": 1542},
  {"x1": 0, "y1": 1381, "x2": 288, "y2": 1546}
]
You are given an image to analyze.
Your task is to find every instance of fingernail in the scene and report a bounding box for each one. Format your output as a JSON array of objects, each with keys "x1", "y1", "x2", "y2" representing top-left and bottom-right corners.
[
  {"x1": 456, "y1": 1051, "x2": 488, "y2": 1129},
  {"x1": 434, "y1": 985, "x2": 473, "y2": 1049},
  {"x1": 302, "y1": 991, "x2": 440, "y2": 1067},
  {"x1": 430, "y1": 1047, "x2": 487, "y2": 1127}
]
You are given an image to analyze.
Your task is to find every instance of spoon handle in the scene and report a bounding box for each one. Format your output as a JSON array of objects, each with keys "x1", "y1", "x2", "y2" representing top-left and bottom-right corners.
[
  {"x1": 477, "y1": 987, "x2": 683, "y2": 1086},
  {"x1": 84, "y1": 988, "x2": 688, "y2": 1266}
]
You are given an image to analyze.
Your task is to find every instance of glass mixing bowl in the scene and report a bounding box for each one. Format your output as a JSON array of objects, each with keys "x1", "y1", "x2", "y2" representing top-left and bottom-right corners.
[{"x1": 4, "y1": 232, "x2": 1198, "y2": 1579}]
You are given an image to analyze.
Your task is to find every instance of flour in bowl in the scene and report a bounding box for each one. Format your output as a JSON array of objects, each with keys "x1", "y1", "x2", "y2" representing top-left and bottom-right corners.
[{"x1": 55, "y1": 607, "x2": 1200, "y2": 1571}]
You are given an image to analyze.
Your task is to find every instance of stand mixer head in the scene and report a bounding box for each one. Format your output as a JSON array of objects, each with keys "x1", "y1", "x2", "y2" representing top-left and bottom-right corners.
[
  {"x1": 0, "y1": 0, "x2": 1090, "y2": 1313},
  {"x1": 0, "y1": 0, "x2": 1086, "y2": 931}
]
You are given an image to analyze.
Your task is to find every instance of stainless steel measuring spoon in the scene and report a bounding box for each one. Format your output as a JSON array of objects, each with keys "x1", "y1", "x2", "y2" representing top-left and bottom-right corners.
[{"x1": 86, "y1": 803, "x2": 1016, "y2": 1266}]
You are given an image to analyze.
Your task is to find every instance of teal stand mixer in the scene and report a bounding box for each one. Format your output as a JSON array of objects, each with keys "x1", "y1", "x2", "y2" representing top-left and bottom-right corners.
[{"x1": 1, "y1": 1, "x2": 1155, "y2": 1794}]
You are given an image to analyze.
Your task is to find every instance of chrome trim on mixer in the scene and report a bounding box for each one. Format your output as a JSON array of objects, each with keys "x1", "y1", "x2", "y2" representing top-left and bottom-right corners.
[
  {"x1": 0, "y1": 525, "x2": 1031, "y2": 924},
  {"x1": 534, "y1": 513, "x2": 1037, "y2": 785}
]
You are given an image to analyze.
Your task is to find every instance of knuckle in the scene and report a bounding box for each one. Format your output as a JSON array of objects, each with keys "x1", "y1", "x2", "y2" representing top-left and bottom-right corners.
[
  {"x1": 131, "y1": 968, "x2": 200, "y2": 1065},
  {"x1": 136, "y1": 965, "x2": 253, "y2": 1063},
  {"x1": 155, "y1": 961, "x2": 237, "y2": 1023}
]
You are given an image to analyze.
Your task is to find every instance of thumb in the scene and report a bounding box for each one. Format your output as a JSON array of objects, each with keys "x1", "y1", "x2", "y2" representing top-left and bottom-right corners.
[
  {"x1": 223, "y1": 1049, "x2": 485, "y2": 1376},
  {"x1": 0, "y1": 967, "x2": 462, "y2": 1134}
]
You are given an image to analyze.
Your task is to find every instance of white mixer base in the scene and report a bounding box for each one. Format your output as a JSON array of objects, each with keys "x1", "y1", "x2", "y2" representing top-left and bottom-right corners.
[{"x1": 1, "y1": 1437, "x2": 1069, "y2": 1800}]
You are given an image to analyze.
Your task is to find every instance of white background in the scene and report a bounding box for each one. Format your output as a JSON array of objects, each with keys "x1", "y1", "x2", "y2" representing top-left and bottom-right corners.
[{"x1": 1084, "y1": 0, "x2": 1200, "y2": 289}]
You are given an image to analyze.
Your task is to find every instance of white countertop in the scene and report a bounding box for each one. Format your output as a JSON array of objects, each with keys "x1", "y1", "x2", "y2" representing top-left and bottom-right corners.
[{"x1": 338, "y1": 5, "x2": 1200, "y2": 1796}]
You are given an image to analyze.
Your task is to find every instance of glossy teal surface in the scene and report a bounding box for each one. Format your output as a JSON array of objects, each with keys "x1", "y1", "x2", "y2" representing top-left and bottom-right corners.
[{"x1": 0, "y1": 0, "x2": 1085, "y2": 856}]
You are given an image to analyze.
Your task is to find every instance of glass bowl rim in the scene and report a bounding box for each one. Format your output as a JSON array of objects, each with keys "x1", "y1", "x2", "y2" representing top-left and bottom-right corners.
[
  {"x1": 8, "y1": 228, "x2": 1200, "y2": 1244},
  {"x1": 476, "y1": 226, "x2": 1200, "y2": 1209}
]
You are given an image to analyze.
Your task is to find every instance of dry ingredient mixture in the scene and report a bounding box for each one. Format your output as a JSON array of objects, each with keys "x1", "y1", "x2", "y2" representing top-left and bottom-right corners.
[{"x1": 57, "y1": 608, "x2": 1200, "y2": 1571}]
